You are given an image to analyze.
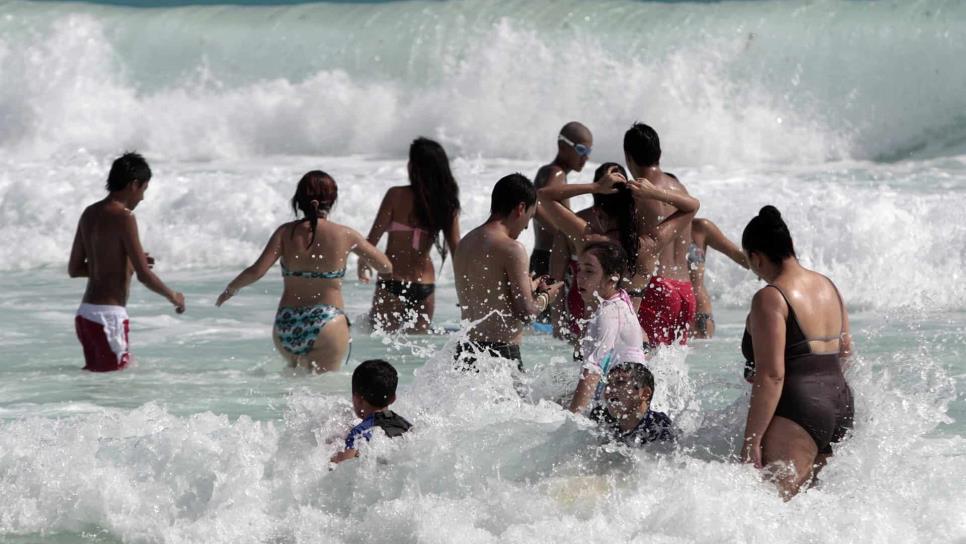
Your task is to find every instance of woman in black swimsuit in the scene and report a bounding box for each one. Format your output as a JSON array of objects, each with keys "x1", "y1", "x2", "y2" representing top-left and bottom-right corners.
[{"x1": 740, "y1": 205, "x2": 854, "y2": 499}]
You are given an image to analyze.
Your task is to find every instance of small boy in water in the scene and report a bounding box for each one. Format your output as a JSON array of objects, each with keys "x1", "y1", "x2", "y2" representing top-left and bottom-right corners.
[
  {"x1": 331, "y1": 359, "x2": 412, "y2": 464},
  {"x1": 590, "y1": 363, "x2": 676, "y2": 447}
]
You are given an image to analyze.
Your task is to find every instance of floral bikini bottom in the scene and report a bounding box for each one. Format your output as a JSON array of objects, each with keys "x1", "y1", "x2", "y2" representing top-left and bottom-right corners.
[{"x1": 273, "y1": 304, "x2": 346, "y2": 355}]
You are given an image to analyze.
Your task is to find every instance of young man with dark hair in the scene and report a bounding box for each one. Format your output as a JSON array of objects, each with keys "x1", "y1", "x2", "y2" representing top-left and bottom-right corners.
[
  {"x1": 590, "y1": 362, "x2": 676, "y2": 446},
  {"x1": 453, "y1": 173, "x2": 564, "y2": 370},
  {"x1": 331, "y1": 359, "x2": 412, "y2": 463},
  {"x1": 530, "y1": 121, "x2": 593, "y2": 277},
  {"x1": 68, "y1": 152, "x2": 185, "y2": 372},
  {"x1": 623, "y1": 123, "x2": 698, "y2": 346}
]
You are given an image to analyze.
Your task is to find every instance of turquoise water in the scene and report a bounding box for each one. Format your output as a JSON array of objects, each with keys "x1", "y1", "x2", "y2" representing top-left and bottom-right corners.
[{"x1": 2, "y1": 0, "x2": 966, "y2": 541}]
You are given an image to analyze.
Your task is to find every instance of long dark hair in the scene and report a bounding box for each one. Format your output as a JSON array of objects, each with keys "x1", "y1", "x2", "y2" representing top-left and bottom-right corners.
[
  {"x1": 291, "y1": 170, "x2": 338, "y2": 248},
  {"x1": 592, "y1": 162, "x2": 640, "y2": 276},
  {"x1": 742, "y1": 205, "x2": 796, "y2": 264},
  {"x1": 409, "y1": 137, "x2": 460, "y2": 257}
]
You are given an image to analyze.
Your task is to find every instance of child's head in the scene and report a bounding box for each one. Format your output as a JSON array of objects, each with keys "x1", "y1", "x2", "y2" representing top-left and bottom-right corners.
[
  {"x1": 351, "y1": 359, "x2": 399, "y2": 418},
  {"x1": 603, "y1": 362, "x2": 655, "y2": 421}
]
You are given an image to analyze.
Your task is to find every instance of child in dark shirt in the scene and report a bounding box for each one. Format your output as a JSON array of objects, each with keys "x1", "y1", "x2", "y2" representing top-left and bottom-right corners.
[
  {"x1": 331, "y1": 359, "x2": 412, "y2": 463},
  {"x1": 590, "y1": 362, "x2": 676, "y2": 447}
]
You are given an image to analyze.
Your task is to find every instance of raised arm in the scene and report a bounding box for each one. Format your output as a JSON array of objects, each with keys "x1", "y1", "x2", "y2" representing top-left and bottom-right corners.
[
  {"x1": 629, "y1": 179, "x2": 700, "y2": 255},
  {"x1": 741, "y1": 287, "x2": 787, "y2": 468},
  {"x1": 701, "y1": 219, "x2": 749, "y2": 268},
  {"x1": 121, "y1": 213, "x2": 185, "y2": 313},
  {"x1": 358, "y1": 190, "x2": 395, "y2": 283},
  {"x1": 68, "y1": 214, "x2": 88, "y2": 278},
  {"x1": 216, "y1": 226, "x2": 284, "y2": 306},
  {"x1": 350, "y1": 228, "x2": 393, "y2": 276},
  {"x1": 537, "y1": 173, "x2": 622, "y2": 246}
]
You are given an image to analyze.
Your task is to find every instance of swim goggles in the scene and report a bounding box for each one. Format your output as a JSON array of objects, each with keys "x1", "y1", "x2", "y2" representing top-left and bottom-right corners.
[{"x1": 558, "y1": 134, "x2": 592, "y2": 158}]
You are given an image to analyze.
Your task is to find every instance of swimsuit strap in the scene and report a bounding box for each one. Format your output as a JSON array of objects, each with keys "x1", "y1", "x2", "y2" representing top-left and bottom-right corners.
[
  {"x1": 388, "y1": 221, "x2": 430, "y2": 250},
  {"x1": 280, "y1": 262, "x2": 346, "y2": 279},
  {"x1": 765, "y1": 283, "x2": 842, "y2": 348}
]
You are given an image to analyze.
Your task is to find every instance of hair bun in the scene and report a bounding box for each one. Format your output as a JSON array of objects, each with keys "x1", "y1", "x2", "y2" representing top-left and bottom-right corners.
[{"x1": 759, "y1": 205, "x2": 783, "y2": 222}]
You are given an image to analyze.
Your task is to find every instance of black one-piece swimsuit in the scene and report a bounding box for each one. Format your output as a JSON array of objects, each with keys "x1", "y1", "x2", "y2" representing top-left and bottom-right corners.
[{"x1": 742, "y1": 285, "x2": 854, "y2": 454}]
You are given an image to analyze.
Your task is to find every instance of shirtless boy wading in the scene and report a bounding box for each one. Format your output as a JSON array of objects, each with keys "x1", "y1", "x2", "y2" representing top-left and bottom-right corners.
[
  {"x1": 454, "y1": 173, "x2": 562, "y2": 370},
  {"x1": 68, "y1": 153, "x2": 185, "y2": 372}
]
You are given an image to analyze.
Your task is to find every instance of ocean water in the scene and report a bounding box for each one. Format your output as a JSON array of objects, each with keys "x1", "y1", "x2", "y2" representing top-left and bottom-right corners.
[{"x1": 1, "y1": 0, "x2": 965, "y2": 542}]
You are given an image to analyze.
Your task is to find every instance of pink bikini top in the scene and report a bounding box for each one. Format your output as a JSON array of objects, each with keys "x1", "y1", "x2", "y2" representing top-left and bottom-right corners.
[{"x1": 388, "y1": 221, "x2": 430, "y2": 250}]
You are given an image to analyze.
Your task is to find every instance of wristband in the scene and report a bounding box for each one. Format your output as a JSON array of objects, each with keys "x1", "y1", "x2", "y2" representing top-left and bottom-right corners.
[{"x1": 535, "y1": 292, "x2": 550, "y2": 313}]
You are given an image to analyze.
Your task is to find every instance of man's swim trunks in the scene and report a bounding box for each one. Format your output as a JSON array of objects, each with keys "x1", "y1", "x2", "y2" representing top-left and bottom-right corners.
[
  {"x1": 75, "y1": 303, "x2": 130, "y2": 372},
  {"x1": 344, "y1": 410, "x2": 413, "y2": 450},
  {"x1": 454, "y1": 341, "x2": 524, "y2": 372},
  {"x1": 637, "y1": 276, "x2": 697, "y2": 346}
]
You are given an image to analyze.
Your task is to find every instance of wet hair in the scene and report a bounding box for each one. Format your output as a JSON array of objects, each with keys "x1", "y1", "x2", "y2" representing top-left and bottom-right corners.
[
  {"x1": 105, "y1": 152, "x2": 152, "y2": 192},
  {"x1": 609, "y1": 362, "x2": 655, "y2": 392},
  {"x1": 559, "y1": 121, "x2": 592, "y2": 143},
  {"x1": 623, "y1": 123, "x2": 661, "y2": 167},
  {"x1": 490, "y1": 173, "x2": 536, "y2": 217},
  {"x1": 583, "y1": 241, "x2": 627, "y2": 287},
  {"x1": 291, "y1": 170, "x2": 338, "y2": 248},
  {"x1": 409, "y1": 137, "x2": 461, "y2": 258},
  {"x1": 742, "y1": 205, "x2": 796, "y2": 265},
  {"x1": 352, "y1": 359, "x2": 399, "y2": 408},
  {"x1": 591, "y1": 163, "x2": 639, "y2": 276}
]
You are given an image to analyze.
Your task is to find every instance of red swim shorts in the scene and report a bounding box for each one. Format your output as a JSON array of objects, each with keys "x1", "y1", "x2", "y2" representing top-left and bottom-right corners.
[
  {"x1": 637, "y1": 276, "x2": 697, "y2": 346},
  {"x1": 75, "y1": 304, "x2": 131, "y2": 372}
]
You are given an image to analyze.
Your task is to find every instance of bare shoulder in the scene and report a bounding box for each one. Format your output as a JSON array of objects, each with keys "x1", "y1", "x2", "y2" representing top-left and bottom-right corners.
[
  {"x1": 535, "y1": 164, "x2": 565, "y2": 188},
  {"x1": 752, "y1": 285, "x2": 787, "y2": 314}
]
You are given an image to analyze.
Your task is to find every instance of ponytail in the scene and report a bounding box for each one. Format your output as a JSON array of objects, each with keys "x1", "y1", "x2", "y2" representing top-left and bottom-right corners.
[{"x1": 291, "y1": 171, "x2": 338, "y2": 248}]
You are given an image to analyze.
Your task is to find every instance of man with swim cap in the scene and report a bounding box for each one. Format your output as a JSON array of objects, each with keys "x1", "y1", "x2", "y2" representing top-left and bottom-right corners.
[
  {"x1": 454, "y1": 173, "x2": 563, "y2": 370},
  {"x1": 68, "y1": 152, "x2": 185, "y2": 371},
  {"x1": 624, "y1": 123, "x2": 697, "y2": 345},
  {"x1": 530, "y1": 121, "x2": 593, "y2": 277}
]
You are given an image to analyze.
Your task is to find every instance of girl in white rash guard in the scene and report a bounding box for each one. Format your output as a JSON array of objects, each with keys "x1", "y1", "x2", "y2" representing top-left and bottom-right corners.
[{"x1": 569, "y1": 241, "x2": 649, "y2": 413}]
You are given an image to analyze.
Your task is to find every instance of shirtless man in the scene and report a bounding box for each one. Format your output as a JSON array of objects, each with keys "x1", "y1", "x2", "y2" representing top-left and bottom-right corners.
[
  {"x1": 68, "y1": 153, "x2": 185, "y2": 372},
  {"x1": 454, "y1": 173, "x2": 563, "y2": 371},
  {"x1": 623, "y1": 123, "x2": 697, "y2": 345},
  {"x1": 529, "y1": 121, "x2": 593, "y2": 277}
]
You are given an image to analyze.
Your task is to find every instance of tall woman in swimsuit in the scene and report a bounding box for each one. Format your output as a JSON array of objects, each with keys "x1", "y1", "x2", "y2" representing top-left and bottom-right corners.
[
  {"x1": 687, "y1": 218, "x2": 748, "y2": 339},
  {"x1": 216, "y1": 171, "x2": 392, "y2": 372},
  {"x1": 359, "y1": 138, "x2": 461, "y2": 333},
  {"x1": 740, "y1": 205, "x2": 853, "y2": 499}
]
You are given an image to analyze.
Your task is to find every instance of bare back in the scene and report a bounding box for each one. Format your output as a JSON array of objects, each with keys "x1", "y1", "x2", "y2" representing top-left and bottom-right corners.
[
  {"x1": 278, "y1": 219, "x2": 358, "y2": 309},
  {"x1": 381, "y1": 186, "x2": 438, "y2": 282},
  {"x1": 75, "y1": 201, "x2": 136, "y2": 306},
  {"x1": 454, "y1": 224, "x2": 528, "y2": 344},
  {"x1": 771, "y1": 269, "x2": 847, "y2": 355},
  {"x1": 640, "y1": 172, "x2": 692, "y2": 280}
]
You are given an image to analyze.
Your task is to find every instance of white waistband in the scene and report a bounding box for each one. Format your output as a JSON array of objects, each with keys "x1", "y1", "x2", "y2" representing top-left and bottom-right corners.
[{"x1": 77, "y1": 303, "x2": 128, "y2": 321}]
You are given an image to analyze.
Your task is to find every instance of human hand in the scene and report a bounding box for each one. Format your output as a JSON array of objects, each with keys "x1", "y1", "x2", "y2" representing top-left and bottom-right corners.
[
  {"x1": 594, "y1": 171, "x2": 626, "y2": 194},
  {"x1": 330, "y1": 448, "x2": 359, "y2": 464},
  {"x1": 741, "y1": 436, "x2": 763, "y2": 468},
  {"x1": 357, "y1": 263, "x2": 372, "y2": 284},
  {"x1": 215, "y1": 287, "x2": 235, "y2": 307},
  {"x1": 171, "y1": 291, "x2": 186, "y2": 314},
  {"x1": 543, "y1": 280, "x2": 565, "y2": 302}
]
